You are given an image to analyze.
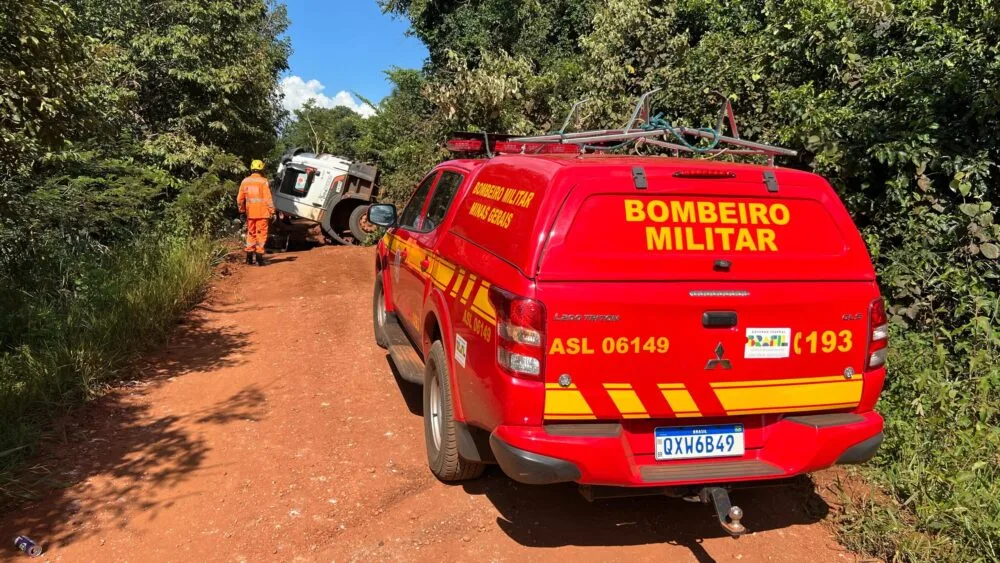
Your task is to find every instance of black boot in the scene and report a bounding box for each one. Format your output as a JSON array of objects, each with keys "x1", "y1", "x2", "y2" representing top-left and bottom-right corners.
[
  {"x1": 256, "y1": 253, "x2": 267, "y2": 266},
  {"x1": 245, "y1": 251, "x2": 255, "y2": 265}
]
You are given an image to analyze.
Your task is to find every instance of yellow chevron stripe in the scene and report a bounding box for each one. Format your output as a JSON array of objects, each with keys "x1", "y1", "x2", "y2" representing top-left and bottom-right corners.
[
  {"x1": 661, "y1": 389, "x2": 701, "y2": 417},
  {"x1": 544, "y1": 385, "x2": 593, "y2": 418},
  {"x1": 460, "y1": 275, "x2": 476, "y2": 304},
  {"x1": 603, "y1": 383, "x2": 649, "y2": 419},
  {"x1": 450, "y1": 271, "x2": 465, "y2": 297}
]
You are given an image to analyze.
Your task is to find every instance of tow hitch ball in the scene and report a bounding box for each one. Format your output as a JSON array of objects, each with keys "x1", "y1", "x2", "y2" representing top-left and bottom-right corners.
[{"x1": 699, "y1": 487, "x2": 746, "y2": 536}]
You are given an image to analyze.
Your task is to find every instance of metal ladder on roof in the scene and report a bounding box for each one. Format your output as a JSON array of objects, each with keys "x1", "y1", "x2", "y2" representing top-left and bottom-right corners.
[{"x1": 502, "y1": 91, "x2": 798, "y2": 165}]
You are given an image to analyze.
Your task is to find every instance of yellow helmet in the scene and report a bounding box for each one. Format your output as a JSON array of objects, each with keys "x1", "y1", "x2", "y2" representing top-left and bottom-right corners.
[{"x1": 250, "y1": 159, "x2": 265, "y2": 172}]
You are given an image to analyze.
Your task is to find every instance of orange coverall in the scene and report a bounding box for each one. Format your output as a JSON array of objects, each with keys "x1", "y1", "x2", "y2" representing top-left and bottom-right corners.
[{"x1": 237, "y1": 173, "x2": 275, "y2": 253}]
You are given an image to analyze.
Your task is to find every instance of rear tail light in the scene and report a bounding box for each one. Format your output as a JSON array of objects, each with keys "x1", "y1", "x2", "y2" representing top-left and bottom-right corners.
[
  {"x1": 446, "y1": 139, "x2": 485, "y2": 152},
  {"x1": 488, "y1": 286, "x2": 546, "y2": 379},
  {"x1": 492, "y1": 142, "x2": 583, "y2": 155},
  {"x1": 541, "y1": 143, "x2": 582, "y2": 154},
  {"x1": 494, "y1": 141, "x2": 545, "y2": 154},
  {"x1": 866, "y1": 297, "x2": 889, "y2": 369}
]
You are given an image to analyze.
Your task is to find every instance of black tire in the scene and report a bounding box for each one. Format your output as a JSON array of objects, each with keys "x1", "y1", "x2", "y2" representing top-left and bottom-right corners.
[
  {"x1": 423, "y1": 341, "x2": 485, "y2": 481},
  {"x1": 349, "y1": 205, "x2": 374, "y2": 243},
  {"x1": 373, "y1": 275, "x2": 390, "y2": 349}
]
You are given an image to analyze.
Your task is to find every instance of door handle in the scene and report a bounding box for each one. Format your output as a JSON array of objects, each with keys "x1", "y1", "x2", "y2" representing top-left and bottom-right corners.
[
  {"x1": 703, "y1": 311, "x2": 738, "y2": 328},
  {"x1": 420, "y1": 258, "x2": 430, "y2": 271}
]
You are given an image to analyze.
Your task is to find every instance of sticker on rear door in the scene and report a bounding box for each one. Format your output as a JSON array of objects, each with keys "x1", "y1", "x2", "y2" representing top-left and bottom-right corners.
[
  {"x1": 744, "y1": 328, "x2": 791, "y2": 359},
  {"x1": 455, "y1": 334, "x2": 468, "y2": 368}
]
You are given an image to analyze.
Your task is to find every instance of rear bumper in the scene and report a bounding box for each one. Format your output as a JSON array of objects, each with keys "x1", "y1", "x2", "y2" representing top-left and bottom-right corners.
[{"x1": 489, "y1": 411, "x2": 883, "y2": 486}]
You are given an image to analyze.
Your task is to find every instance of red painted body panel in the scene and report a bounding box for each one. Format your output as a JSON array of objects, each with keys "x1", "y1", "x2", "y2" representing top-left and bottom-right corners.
[{"x1": 376, "y1": 154, "x2": 887, "y2": 487}]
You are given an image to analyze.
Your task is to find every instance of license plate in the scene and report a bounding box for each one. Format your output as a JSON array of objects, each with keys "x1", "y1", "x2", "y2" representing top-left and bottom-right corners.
[{"x1": 654, "y1": 424, "x2": 745, "y2": 461}]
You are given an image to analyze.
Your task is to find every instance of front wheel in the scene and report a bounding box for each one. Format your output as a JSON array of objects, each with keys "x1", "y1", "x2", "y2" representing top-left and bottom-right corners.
[
  {"x1": 423, "y1": 341, "x2": 485, "y2": 481},
  {"x1": 349, "y1": 205, "x2": 376, "y2": 243},
  {"x1": 373, "y1": 275, "x2": 389, "y2": 349}
]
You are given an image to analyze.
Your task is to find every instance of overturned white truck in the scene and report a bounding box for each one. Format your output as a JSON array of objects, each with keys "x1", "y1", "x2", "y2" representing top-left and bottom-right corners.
[{"x1": 272, "y1": 149, "x2": 380, "y2": 244}]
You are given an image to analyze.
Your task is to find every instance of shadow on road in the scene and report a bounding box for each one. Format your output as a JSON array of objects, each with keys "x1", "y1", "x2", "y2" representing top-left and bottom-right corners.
[
  {"x1": 460, "y1": 469, "x2": 828, "y2": 562},
  {"x1": 141, "y1": 313, "x2": 253, "y2": 380},
  {"x1": 264, "y1": 256, "x2": 299, "y2": 264},
  {"x1": 0, "y1": 311, "x2": 261, "y2": 551},
  {"x1": 194, "y1": 384, "x2": 269, "y2": 425},
  {"x1": 269, "y1": 218, "x2": 326, "y2": 253}
]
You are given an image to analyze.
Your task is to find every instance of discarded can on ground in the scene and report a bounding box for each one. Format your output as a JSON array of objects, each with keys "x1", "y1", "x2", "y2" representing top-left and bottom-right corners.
[{"x1": 13, "y1": 536, "x2": 42, "y2": 557}]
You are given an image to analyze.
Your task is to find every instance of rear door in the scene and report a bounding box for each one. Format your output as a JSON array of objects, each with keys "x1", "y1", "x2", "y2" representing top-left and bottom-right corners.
[{"x1": 535, "y1": 173, "x2": 878, "y2": 422}]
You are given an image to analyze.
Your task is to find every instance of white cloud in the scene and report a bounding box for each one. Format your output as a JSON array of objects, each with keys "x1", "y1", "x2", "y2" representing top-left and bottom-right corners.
[{"x1": 280, "y1": 76, "x2": 376, "y2": 118}]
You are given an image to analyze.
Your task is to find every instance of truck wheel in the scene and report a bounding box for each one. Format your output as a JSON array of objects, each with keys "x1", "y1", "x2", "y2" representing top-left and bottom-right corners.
[
  {"x1": 349, "y1": 205, "x2": 375, "y2": 243},
  {"x1": 373, "y1": 275, "x2": 389, "y2": 349},
  {"x1": 424, "y1": 341, "x2": 485, "y2": 481}
]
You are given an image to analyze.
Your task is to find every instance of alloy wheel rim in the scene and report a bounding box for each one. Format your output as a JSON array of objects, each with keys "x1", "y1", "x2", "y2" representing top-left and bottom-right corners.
[
  {"x1": 376, "y1": 288, "x2": 386, "y2": 327},
  {"x1": 429, "y1": 375, "x2": 443, "y2": 450}
]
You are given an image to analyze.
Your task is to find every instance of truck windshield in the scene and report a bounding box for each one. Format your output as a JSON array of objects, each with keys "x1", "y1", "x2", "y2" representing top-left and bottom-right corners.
[{"x1": 279, "y1": 167, "x2": 317, "y2": 197}]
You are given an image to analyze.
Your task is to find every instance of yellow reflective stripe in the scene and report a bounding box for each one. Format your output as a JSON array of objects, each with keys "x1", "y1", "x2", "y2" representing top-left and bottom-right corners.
[
  {"x1": 460, "y1": 275, "x2": 476, "y2": 304},
  {"x1": 661, "y1": 389, "x2": 701, "y2": 417},
  {"x1": 602, "y1": 383, "x2": 649, "y2": 419},
  {"x1": 713, "y1": 377, "x2": 863, "y2": 413},
  {"x1": 726, "y1": 403, "x2": 859, "y2": 416},
  {"x1": 470, "y1": 284, "x2": 496, "y2": 324},
  {"x1": 544, "y1": 384, "x2": 594, "y2": 418},
  {"x1": 711, "y1": 374, "x2": 856, "y2": 389}
]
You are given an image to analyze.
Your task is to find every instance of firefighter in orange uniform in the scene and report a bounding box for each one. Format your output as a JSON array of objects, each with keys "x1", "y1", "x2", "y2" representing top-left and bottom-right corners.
[{"x1": 237, "y1": 160, "x2": 275, "y2": 266}]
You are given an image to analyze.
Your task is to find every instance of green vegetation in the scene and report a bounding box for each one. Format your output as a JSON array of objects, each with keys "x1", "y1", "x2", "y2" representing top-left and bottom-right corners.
[
  {"x1": 0, "y1": 0, "x2": 289, "y2": 496},
  {"x1": 365, "y1": 1, "x2": 999, "y2": 560}
]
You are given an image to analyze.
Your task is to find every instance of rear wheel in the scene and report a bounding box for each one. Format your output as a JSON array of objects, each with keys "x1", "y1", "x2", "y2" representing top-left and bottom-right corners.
[
  {"x1": 349, "y1": 205, "x2": 376, "y2": 243},
  {"x1": 373, "y1": 275, "x2": 389, "y2": 349},
  {"x1": 423, "y1": 341, "x2": 485, "y2": 481}
]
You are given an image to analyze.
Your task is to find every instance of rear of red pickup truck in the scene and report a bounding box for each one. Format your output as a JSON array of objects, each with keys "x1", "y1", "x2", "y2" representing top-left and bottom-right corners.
[{"x1": 484, "y1": 161, "x2": 886, "y2": 517}]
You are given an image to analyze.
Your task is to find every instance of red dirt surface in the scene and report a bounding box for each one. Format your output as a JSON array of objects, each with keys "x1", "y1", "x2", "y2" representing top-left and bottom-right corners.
[{"x1": 1, "y1": 245, "x2": 866, "y2": 562}]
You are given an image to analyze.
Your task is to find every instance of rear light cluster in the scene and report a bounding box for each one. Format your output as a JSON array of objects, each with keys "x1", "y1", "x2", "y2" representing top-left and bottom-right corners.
[
  {"x1": 494, "y1": 142, "x2": 581, "y2": 155},
  {"x1": 446, "y1": 139, "x2": 484, "y2": 152},
  {"x1": 867, "y1": 298, "x2": 889, "y2": 369},
  {"x1": 488, "y1": 286, "x2": 546, "y2": 379},
  {"x1": 445, "y1": 138, "x2": 582, "y2": 155}
]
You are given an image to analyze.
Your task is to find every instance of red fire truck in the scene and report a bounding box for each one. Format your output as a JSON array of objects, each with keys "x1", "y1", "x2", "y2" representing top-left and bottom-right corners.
[{"x1": 366, "y1": 98, "x2": 887, "y2": 535}]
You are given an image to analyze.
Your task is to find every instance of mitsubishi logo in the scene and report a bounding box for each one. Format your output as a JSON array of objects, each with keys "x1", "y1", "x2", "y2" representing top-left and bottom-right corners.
[{"x1": 705, "y1": 342, "x2": 732, "y2": 370}]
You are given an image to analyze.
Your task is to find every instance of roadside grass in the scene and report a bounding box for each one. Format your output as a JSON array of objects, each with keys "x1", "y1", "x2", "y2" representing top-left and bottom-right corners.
[
  {"x1": 0, "y1": 233, "x2": 222, "y2": 503},
  {"x1": 837, "y1": 330, "x2": 1000, "y2": 562}
]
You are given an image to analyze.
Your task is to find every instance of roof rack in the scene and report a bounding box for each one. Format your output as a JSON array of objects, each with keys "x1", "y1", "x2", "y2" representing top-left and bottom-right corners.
[{"x1": 448, "y1": 92, "x2": 797, "y2": 166}]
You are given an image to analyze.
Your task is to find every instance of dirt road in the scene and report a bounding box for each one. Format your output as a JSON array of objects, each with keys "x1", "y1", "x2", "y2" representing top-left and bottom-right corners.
[{"x1": 1, "y1": 245, "x2": 859, "y2": 562}]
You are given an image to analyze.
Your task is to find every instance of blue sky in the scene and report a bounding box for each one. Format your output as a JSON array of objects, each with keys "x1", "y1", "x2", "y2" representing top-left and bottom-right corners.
[{"x1": 280, "y1": 1, "x2": 429, "y2": 116}]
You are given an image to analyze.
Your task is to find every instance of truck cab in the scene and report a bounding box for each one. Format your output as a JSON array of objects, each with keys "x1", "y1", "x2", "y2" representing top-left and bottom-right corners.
[{"x1": 273, "y1": 150, "x2": 380, "y2": 244}]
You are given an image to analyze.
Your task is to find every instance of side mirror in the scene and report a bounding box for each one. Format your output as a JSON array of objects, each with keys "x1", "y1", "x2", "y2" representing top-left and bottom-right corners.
[{"x1": 367, "y1": 203, "x2": 397, "y2": 227}]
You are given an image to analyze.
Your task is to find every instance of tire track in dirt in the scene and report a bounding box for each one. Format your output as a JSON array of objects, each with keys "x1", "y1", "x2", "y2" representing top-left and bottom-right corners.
[{"x1": 1, "y1": 245, "x2": 861, "y2": 562}]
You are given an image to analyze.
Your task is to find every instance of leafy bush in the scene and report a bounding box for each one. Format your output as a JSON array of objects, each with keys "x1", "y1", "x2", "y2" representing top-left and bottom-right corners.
[
  {"x1": 0, "y1": 0, "x2": 288, "y2": 501},
  {"x1": 0, "y1": 233, "x2": 219, "y2": 485}
]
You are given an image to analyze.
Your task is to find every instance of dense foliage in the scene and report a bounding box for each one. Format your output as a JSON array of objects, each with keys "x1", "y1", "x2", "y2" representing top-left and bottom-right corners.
[
  {"x1": 369, "y1": 1, "x2": 998, "y2": 560},
  {"x1": 0, "y1": 0, "x2": 289, "y2": 491}
]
